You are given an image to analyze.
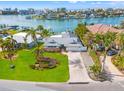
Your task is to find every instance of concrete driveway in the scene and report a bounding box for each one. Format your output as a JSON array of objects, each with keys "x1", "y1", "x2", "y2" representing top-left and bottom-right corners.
[
  {"x1": 67, "y1": 52, "x2": 93, "y2": 83},
  {"x1": 100, "y1": 56, "x2": 124, "y2": 81}
]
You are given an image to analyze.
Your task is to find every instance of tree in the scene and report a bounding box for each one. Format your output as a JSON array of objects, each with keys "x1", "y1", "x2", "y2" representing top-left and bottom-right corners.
[
  {"x1": 23, "y1": 36, "x2": 28, "y2": 48},
  {"x1": 115, "y1": 33, "x2": 124, "y2": 55},
  {"x1": 94, "y1": 33, "x2": 104, "y2": 44},
  {"x1": 75, "y1": 23, "x2": 89, "y2": 40},
  {"x1": 103, "y1": 32, "x2": 116, "y2": 51},
  {"x1": 26, "y1": 28, "x2": 38, "y2": 45},
  {"x1": 1, "y1": 36, "x2": 17, "y2": 67},
  {"x1": 34, "y1": 45, "x2": 44, "y2": 64},
  {"x1": 36, "y1": 25, "x2": 44, "y2": 32},
  {"x1": 93, "y1": 33, "x2": 104, "y2": 51},
  {"x1": 101, "y1": 32, "x2": 116, "y2": 71},
  {"x1": 41, "y1": 29, "x2": 51, "y2": 38},
  {"x1": 83, "y1": 32, "x2": 94, "y2": 49}
]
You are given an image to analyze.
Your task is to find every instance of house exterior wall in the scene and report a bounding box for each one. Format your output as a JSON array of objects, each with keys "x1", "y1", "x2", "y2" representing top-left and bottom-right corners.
[{"x1": 44, "y1": 33, "x2": 87, "y2": 52}]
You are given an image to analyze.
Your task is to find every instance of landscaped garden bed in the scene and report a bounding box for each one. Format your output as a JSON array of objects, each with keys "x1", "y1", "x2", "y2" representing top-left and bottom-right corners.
[
  {"x1": 0, "y1": 49, "x2": 69, "y2": 82},
  {"x1": 88, "y1": 49, "x2": 103, "y2": 81},
  {"x1": 112, "y1": 55, "x2": 124, "y2": 74},
  {"x1": 30, "y1": 57, "x2": 59, "y2": 70}
]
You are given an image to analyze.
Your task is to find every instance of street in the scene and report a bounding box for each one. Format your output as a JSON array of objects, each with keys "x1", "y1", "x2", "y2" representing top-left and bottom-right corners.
[{"x1": 1, "y1": 79, "x2": 124, "y2": 91}]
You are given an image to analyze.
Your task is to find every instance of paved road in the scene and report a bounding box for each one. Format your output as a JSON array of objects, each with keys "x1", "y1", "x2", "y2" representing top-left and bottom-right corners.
[
  {"x1": 67, "y1": 52, "x2": 93, "y2": 83},
  {"x1": 1, "y1": 79, "x2": 124, "y2": 91},
  {"x1": 0, "y1": 80, "x2": 55, "y2": 91},
  {"x1": 37, "y1": 80, "x2": 124, "y2": 91}
]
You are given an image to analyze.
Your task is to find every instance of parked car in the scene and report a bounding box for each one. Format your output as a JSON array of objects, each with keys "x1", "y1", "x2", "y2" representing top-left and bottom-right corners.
[
  {"x1": 107, "y1": 49, "x2": 118, "y2": 56},
  {"x1": 97, "y1": 45, "x2": 105, "y2": 51}
]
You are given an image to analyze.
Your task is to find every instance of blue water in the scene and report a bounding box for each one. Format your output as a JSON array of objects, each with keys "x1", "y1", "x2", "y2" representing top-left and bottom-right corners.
[{"x1": 0, "y1": 15, "x2": 124, "y2": 32}]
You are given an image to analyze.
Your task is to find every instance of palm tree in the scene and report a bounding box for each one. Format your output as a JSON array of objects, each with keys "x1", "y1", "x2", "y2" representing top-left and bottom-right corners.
[
  {"x1": 23, "y1": 36, "x2": 27, "y2": 48},
  {"x1": 36, "y1": 25, "x2": 44, "y2": 32},
  {"x1": 41, "y1": 29, "x2": 51, "y2": 38},
  {"x1": 93, "y1": 33, "x2": 104, "y2": 51},
  {"x1": 1, "y1": 36, "x2": 17, "y2": 66},
  {"x1": 101, "y1": 32, "x2": 116, "y2": 71},
  {"x1": 26, "y1": 27, "x2": 46, "y2": 64},
  {"x1": 115, "y1": 33, "x2": 124, "y2": 55},
  {"x1": 34, "y1": 45, "x2": 44, "y2": 64},
  {"x1": 83, "y1": 32, "x2": 94, "y2": 49},
  {"x1": 26, "y1": 28, "x2": 38, "y2": 46},
  {"x1": 75, "y1": 23, "x2": 89, "y2": 40}
]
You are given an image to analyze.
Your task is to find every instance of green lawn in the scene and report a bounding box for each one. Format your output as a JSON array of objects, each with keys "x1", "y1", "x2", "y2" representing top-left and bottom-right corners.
[{"x1": 0, "y1": 50, "x2": 69, "y2": 82}]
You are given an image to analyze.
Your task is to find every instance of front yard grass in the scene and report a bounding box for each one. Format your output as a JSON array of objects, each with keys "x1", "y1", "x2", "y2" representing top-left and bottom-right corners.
[{"x1": 0, "y1": 49, "x2": 69, "y2": 82}]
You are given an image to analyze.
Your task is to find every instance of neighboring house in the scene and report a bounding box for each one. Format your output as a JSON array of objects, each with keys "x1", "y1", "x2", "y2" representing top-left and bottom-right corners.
[
  {"x1": 86, "y1": 24, "x2": 124, "y2": 34},
  {"x1": 7, "y1": 25, "x2": 19, "y2": 30},
  {"x1": 0, "y1": 34, "x2": 8, "y2": 38},
  {"x1": 44, "y1": 31, "x2": 87, "y2": 52},
  {"x1": 3, "y1": 32, "x2": 42, "y2": 48}
]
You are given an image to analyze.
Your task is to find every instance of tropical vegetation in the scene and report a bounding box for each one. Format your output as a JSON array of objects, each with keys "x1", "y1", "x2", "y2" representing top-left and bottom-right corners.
[
  {"x1": 0, "y1": 25, "x2": 69, "y2": 82},
  {"x1": 0, "y1": 50, "x2": 69, "y2": 82},
  {"x1": 74, "y1": 23, "x2": 124, "y2": 80}
]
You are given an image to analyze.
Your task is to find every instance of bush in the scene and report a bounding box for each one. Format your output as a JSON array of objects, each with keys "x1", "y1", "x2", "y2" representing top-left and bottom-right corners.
[
  {"x1": 30, "y1": 57, "x2": 59, "y2": 70},
  {"x1": 112, "y1": 55, "x2": 124, "y2": 71},
  {"x1": 90, "y1": 64, "x2": 101, "y2": 76}
]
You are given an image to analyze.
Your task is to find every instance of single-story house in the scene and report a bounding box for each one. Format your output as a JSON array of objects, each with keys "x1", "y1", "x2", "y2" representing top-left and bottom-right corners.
[
  {"x1": 43, "y1": 31, "x2": 87, "y2": 52},
  {"x1": 3, "y1": 32, "x2": 42, "y2": 48},
  {"x1": 86, "y1": 24, "x2": 124, "y2": 34}
]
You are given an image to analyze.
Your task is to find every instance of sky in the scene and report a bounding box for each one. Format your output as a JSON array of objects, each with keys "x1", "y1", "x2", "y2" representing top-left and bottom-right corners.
[{"x1": 0, "y1": 1, "x2": 124, "y2": 9}]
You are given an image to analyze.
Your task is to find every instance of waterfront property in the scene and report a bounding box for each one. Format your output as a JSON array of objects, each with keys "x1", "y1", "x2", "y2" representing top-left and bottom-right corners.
[
  {"x1": 44, "y1": 31, "x2": 87, "y2": 52},
  {"x1": 86, "y1": 24, "x2": 124, "y2": 34}
]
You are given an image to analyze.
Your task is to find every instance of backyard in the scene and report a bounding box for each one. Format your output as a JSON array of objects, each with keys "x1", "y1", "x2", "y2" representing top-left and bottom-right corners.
[{"x1": 0, "y1": 49, "x2": 69, "y2": 82}]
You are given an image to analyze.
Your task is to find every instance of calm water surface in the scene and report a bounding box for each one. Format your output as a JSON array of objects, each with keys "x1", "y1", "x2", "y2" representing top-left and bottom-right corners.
[{"x1": 0, "y1": 15, "x2": 124, "y2": 32}]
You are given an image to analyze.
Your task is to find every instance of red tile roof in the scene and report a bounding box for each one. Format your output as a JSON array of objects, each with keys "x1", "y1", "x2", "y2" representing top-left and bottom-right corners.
[{"x1": 86, "y1": 24, "x2": 124, "y2": 34}]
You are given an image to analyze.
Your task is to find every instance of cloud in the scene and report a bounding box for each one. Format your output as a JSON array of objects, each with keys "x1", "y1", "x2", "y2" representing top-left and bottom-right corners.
[
  {"x1": 109, "y1": 2, "x2": 117, "y2": 5},
  {"x1": 91, "y1": 2, "x2": 102, "y2": 5},
  {"x1": 68, "y1": 0, "x2": 86, "y2": 4},
  {"x1": 53, "y1": 1, "x2": 60, "y2": 3},
  {"x1": 68, "y1": 1, "x2": 78, "y2": 3}
]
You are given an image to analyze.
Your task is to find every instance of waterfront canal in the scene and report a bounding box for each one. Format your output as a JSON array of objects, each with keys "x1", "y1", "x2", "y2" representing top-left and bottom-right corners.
[{"x1": 0, "y1": 15, "x2": 124, "y2": 32}]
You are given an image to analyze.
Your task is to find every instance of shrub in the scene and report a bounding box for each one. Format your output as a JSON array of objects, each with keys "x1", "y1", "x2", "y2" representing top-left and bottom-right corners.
[
  {"x1": 90, "y1": 64, "x2": 101, "y2": 76},
  {"x1": 30, "y1": 57, "x2": 59, "y2": 70},
  {"x1": 112, "y1": 55, "x2": 124, "y2": 71}
]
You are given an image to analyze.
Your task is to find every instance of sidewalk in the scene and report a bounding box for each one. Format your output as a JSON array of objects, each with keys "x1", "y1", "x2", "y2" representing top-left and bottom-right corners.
[
  {"x1": 81, "y1": 52, "x2": 94, "y2": 73},
  {"x1": 67, "y1": 52, "x2": 93, "y2": 84},
  {"x1": 100, "y1": 56, "x2": 124, "y2": 81}
]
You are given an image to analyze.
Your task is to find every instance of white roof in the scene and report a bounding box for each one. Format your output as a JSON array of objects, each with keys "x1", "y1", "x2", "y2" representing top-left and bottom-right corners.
[
  {"x1": 13, "y1": 32, "x2": 27, "y2": 37},
  {"x1": 13, "y1": 32, "x2": 41, "y2": 44},
  {"x1": 44, "y1": 31, "x2": 84, "y2": 47},
  {"x1": 50, "y1": 35, "x2": 62, "y2": 38}
]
